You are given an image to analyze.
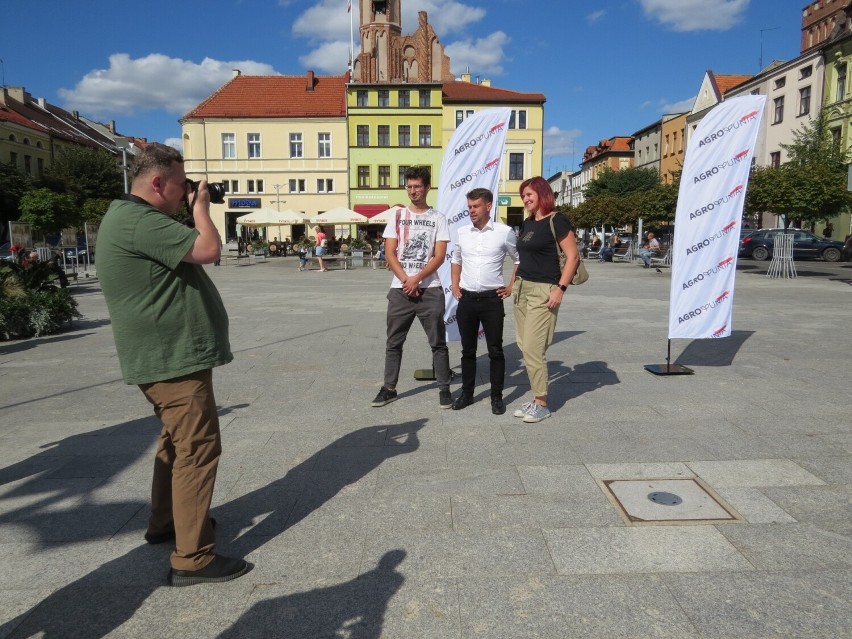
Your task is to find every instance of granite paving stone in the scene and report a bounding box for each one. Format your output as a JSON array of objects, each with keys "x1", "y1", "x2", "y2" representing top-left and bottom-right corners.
[{"x1": 0, "y1": 256, "x2": 849, "y2": 637}]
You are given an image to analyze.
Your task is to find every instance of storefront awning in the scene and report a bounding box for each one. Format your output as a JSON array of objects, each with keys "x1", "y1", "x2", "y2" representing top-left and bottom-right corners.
[{"x1": 354, "y1": 204, "x2": 404, "y2": 219}]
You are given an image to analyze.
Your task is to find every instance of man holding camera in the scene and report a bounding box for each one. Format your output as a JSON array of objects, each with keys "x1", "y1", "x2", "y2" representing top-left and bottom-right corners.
[{"x1": 98, "y1": 143, "x2": 249, "y2": 587}]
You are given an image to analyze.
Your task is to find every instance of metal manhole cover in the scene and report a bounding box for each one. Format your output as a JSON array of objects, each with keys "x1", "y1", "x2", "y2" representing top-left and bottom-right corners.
[{"x1": 600, "y1": 478, "x2": 742, "y2": 525}]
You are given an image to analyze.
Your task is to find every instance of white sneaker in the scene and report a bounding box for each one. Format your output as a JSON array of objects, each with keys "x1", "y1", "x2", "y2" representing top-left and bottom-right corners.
[
  {"x1": 513, "y1": 401, "x2": 534, "y2": 418},
  {"x1": 523, "y1": 404, "x2": 551, "y2": 423}
]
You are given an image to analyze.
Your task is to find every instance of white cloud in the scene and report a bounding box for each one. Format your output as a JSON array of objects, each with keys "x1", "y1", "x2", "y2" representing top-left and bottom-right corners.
[
  {"x1": 299, "y1": 41, "x2": 353, "y2": 74},
  {"x1": 164, "y1": 137, "x2": 183, "y2": 151},
  {"x1": 639, "y1": 0, "x2": 749, "y2": 31},
  {"x1": 660, "y1": 96, "x2": 696, "y2": 113},
  {"x1": 446, "y1": 32, "x2": 510, "y2": 77},
  {"x1": 587, "y1": 10, "x2": 606, "y2": 24},
  {"x1": 58, "y1": 53, "x2": 277, "y2": 117},
  {"x1": 544, "y1": 126, "x2": 583, "y2": 158}
]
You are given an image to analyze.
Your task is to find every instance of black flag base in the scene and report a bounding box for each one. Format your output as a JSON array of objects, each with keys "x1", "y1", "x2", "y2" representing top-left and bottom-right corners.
[
  {"x1": 644, "y1": 363, "x2": 694, "y2": 376},
  {"x1": 644, "y1": 339, "x2": 694, "y2": 376},
  {"x1": 413, "y1": 368, "x2": 457, "y2": 381}
]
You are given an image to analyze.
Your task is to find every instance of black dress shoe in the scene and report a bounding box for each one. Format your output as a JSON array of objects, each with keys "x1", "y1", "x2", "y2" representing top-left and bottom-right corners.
[
  {"x1": 169, "y1": 554, "x2": 252, "y2": 587},
  {"x1": 145, "y1": 518, "x2": 217, "y2": 545},
  {"x1": 491, "y1": 397, "x2": 506, "y2": 415},
  {"x1": 451, "y1": 394, "x2": 474, "y2": 410}
]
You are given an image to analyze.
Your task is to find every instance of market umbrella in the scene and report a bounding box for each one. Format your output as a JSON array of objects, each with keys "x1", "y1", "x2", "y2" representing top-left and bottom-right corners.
[
  {"x1": 311, "y1": 207, "x2": 368, "y2": 225},
  {"x1": 235, "y1": 208, "x2": 307, "y2": 226},
  {"x1": 368, "y1": 205, "x2": 406, "y2": 225}
]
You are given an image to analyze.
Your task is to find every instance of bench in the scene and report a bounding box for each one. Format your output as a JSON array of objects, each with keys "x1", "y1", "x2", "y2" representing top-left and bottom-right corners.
[
  {"x1": 223, "y1": 249, "x2": 252, "y2": 265},
  {"x1": 612, "y1": 241, "x2": 634, "y2": 262},
  {"x1": 308, "y1": 255, "x2": 352, "y2": 270},
  {"x1": 650, "y1": 247, "x2": 671, "y2": 267}
]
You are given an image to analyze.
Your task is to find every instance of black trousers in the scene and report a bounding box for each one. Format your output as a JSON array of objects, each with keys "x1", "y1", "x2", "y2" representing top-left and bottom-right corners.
[{"x1": 456, "y1": 290, "x2": 505, "y2": 398}]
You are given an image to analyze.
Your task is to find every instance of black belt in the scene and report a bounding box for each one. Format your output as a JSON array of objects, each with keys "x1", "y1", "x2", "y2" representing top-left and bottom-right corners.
[{"x1": 461, "y1": 288, "x2": 500, "y2": 299}]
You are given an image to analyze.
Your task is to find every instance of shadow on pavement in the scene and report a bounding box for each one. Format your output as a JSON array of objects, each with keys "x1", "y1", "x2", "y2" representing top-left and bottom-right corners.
[
  {"x1": 217, "y1": 550, "x2": 406, "y2": 639},
  {"x1": 0, "y1": 420, "x2": 425, "y2": 638},
  {"x1": 674, "y1": 330, "x2": 754, "y2": 367}
]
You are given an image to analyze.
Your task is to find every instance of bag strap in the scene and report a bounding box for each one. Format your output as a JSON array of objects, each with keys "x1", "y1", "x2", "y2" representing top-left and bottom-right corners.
[{"x1": 548, "y1": 215, "x2": 566, "y2": 262}]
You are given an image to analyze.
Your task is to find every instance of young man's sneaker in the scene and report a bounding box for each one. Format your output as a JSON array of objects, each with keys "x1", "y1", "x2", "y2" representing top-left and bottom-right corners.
[
  {"x1": 513, "y1": 401, "x2": 535, "y2": 418},
  {"x1": 523, "y1": 404, "x2": 551, "y2": 423},
  {"x1": 371, "y1": 387, "x2": 397, "y2": 407},
  {"x1": 439, "y1": 389, "x2": 453, "y2": 409}
]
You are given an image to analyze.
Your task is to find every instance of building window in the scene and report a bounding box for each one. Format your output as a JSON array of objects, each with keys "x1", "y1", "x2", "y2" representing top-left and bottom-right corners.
[
  {"x1": 37, "y1": 157, "x2": 44, "y2": 176},
  {"x1": 317, "y1": 178, "x2": 333, "y2": 193},
  {"x1": 318, "y1": 132, "x2": 331, "y2": 158},
  {"x1": 774, "y1": 77, "x2": 786, "y2": 90},
  {"x1": 456, "y1": 110, "x2": 464, "y2": 127},
  {"x1": 831, "y1": 127, "x2": 842, "y2": 146},
  {"x1": 378, "y1": 165, "x2": 391, "y2": 187},
  {"x1": 357, "y1": 165, "x2": 370, "y2": 188},
  {"x1": 398, "y1": 125, "x2": 410, "y2": 147},
  {"x1": 509, "y1": 153, "x2": 524, "y2": 180},
  {"x1": 419, "y1": 89, "x2": 430, "y2": 107},
  {"x1": 222, "y1": 133, "x2": 236, "y2": 159},
  {"x1": 378, "y1": 90, "x2": 389, "y2": 107},
  {"x1": 664, "y1": 135, "x2": 670, "y2": 156},
  {"x1": 289, "y1": 179, "x2": 306, "y2": 193},
  {"x1": 357, "y1": 125, "x2": 369, "y2": 147},
  {"x1": 773, "y1": 96, "x2": 784, "y2": 124},
  {"x1": 799, "y1": 86, "x2": 811, "y2": 116},
  {"x1": 398, "y1": 90, "x2": 410, "y2": 108},
  {"x1": 247, "y1": 179, "x2": 264, "y2": 193},
  {"x1": 837, "y1": 63, "x2": 847, "y2": 101},
  {"x1": 398, "y1": 166, "x2": 410, "y2": 187},
  {"x1": 377, "y1": 125, "x2": 390, "y2": 147},
  {"x1": 509, "y1": 110, "x2": 527, "y2": 129},
  {"x1": 418, "y1": 125, "x2": 431, "y2": 147},
  {"x1": 223, "y1": 180, "x2": 238, "y2": 193},
  {"x1": 357, "y1": 90, "x2": 368, "y2": 106},
  {"x1": 248, "y1": 133, "x2": 261, "y2": 158},
  {"x1": 770, "y1": 151, "x2": 781, "y2": 168},
  {"x1": 9, "y1": 152, "x2": 17, "y2": 168},
  {"x1": 800, "y1": 65, "x2": 812, "y2": 79},
  {"x1": 290, "y1": 133, "x2": 303, "y2": 158},
  {"x1": 24, "y1": 155, "x2": 31, "y2": 174}
]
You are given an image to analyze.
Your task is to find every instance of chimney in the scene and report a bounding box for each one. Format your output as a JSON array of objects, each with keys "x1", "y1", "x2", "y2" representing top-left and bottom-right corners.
[
  {"x1": 109, "y1": 120, "x2": 116, "y2": 134},
  {"x1": 37, "y1": 97, "x2": 46, "y2": 108},
  {"x1": 306, "y1": 69, "x2": 316, "y2": 91},
  {"x1": 73, "y1": 110, "x2": 80, "y2": 119},
  {"x1": 232, "y1": 69, "x2": 241, "y2": 78},
  {"x1": 481, "y1": 79, "x2": 491, "y2": 87},
  {"x1": 461, "y1": 72, "x2": 471, "y2": 83}
]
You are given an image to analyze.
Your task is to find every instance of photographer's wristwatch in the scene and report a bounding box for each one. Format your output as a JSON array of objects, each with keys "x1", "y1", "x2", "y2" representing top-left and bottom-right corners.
[{"x1": 558, "y1": 283, "x2": 568, "y2": 292}]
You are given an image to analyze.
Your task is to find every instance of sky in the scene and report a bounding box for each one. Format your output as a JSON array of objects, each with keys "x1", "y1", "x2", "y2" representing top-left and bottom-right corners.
[{"x1": 2, "y1": 0, "x2": 805, "y2": 174}]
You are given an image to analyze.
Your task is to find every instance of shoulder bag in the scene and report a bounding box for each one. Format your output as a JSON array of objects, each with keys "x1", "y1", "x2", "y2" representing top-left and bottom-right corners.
[{"x1": 549, "y1": 215, "x2": 588, "y2": 286}]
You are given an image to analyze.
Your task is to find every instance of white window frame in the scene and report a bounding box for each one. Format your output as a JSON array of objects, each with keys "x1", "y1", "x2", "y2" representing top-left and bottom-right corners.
[
  {"x1": 288, "y1": 179, "x2": 306, "y2": 193},
  {"x1": 222, "y1": 133, "x2": 236, "y2": 159},
  {"x1": 248, "y1": 133, "x2": 261, "y2": 159},
  {"x1": 317, "y1": 178, "x2": 333, "y2": 193},
  {"x1": 290, "y1": 133, "x2": 303, "y2": 158},
  {"x1": 318, "y1": 132, "x2": 331, "y2": 158}
]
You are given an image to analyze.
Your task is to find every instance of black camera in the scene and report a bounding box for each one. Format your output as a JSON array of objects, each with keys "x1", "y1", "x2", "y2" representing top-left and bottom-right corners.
[{"x1": 187, "y1": 179, "x2": 226, "y2": 204}]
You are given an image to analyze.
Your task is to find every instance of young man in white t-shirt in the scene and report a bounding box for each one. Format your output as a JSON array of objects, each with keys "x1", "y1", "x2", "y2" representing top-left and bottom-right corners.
[{"x1": 371, "y1": 166, "x2": 452, "y2": 408}]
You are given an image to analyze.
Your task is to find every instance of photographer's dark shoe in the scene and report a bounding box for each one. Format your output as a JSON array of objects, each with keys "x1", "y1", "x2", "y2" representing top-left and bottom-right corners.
[
  {"x1": 491, "y1": 397, "x2": 506, "y2": 415},
  {"x1": 145, "y1": 518, "x2": 217, "y2": 545},
  {"x1": 168, "y1": 554, "x2": 251, "y2": 587}
]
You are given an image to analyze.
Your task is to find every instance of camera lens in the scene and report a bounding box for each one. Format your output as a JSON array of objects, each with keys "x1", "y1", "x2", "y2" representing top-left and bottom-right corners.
[{"x1": 208, "y1": 183, "x2": 226, "y2": 204}]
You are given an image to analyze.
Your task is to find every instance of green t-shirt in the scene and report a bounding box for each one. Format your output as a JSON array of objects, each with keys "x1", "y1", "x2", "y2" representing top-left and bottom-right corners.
[{"x1": 97, "y1": 198, "x2": 232, "y2": 384}]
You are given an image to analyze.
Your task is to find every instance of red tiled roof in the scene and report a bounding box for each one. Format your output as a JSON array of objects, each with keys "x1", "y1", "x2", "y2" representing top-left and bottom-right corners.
[
  {"x1": 184, "y1": 73, "x2": 348, "y2": 119},
  {"x1": 0, "y1": 104, "x2": 46, "y2": 133},
  {"x1": 442, "y1": 81, "x2": 546, "y2": 104},
  {"x1": 0, "y1": 94, "x2": 113, "y2": 150},
  {"x1": 715, "y1": 74, "x2": 752, "y2": 96}
]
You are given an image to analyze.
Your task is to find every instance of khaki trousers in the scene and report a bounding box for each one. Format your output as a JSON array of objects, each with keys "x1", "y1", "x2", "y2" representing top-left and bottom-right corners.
[
  {"x1": 139, "y1": 368, "x2": 221, "y2": 571},
  {"x1": 513, "y1": 278, "x2": 559, "y2": 398}
]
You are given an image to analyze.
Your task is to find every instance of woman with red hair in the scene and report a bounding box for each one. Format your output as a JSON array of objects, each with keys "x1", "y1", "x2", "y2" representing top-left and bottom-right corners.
[{"x1": 511, "y1": 177, "x2": 580, "y2": 423}]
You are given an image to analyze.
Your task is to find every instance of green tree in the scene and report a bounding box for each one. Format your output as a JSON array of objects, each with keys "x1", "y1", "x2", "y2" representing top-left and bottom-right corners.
[
  {"x1": 81, "y1": 198, "x2": 112, "y2": 226},
  {"x1": 584, "y1": 166, "x2": 660, "y2": 199},
  {"x1": 18, "y1": 189, "x2": 79, "y2": 234},
  {"x1": 746, "y1": 109, "x2": 852, "y2": 228},
  {"x1": 42, "y1": 145, "x2": 123, "y2": 206},
  {"x1": 0, "y1": 162, "x2": 33, "y2": 233}
]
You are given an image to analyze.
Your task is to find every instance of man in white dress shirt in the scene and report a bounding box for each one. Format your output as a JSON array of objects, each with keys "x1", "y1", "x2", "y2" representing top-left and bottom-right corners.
[{"x1": 450, "y1": 188, "x2": 520, "y2": 415}]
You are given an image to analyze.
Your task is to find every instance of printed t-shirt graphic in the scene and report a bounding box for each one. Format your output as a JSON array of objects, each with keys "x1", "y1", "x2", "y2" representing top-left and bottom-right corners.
[{"x1": 383, "y1": 207, "x2": 450, "y2": 289}]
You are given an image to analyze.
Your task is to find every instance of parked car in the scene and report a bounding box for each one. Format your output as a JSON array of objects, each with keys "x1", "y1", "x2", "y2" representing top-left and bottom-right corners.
[
  {"x1": 0, "y1": 242, "x2": 14, "y2": 262},
  {"x1": 739, "y1": 229, "x2": 844, "y2": 262}
]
